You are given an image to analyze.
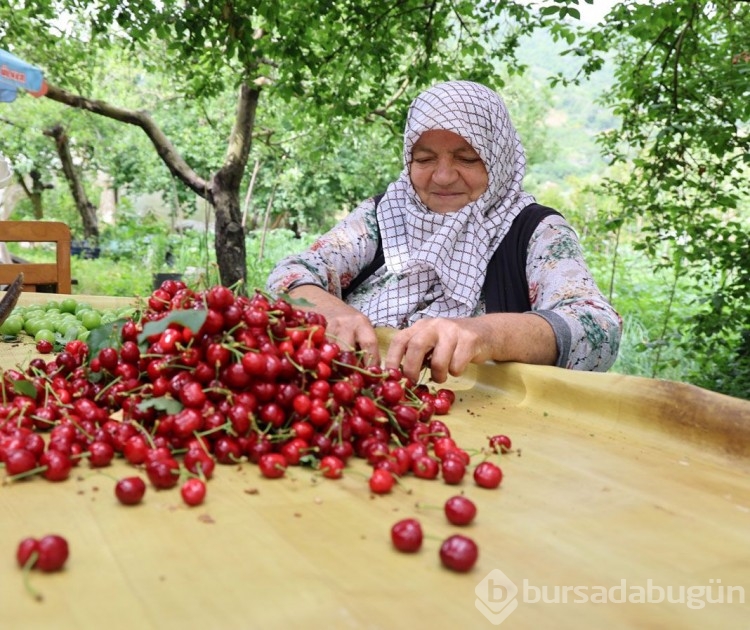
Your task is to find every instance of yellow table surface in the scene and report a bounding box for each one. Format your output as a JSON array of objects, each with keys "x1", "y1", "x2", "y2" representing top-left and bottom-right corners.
[{"x1": 1, "y1": 293, "x2": 749, "y2": 629}]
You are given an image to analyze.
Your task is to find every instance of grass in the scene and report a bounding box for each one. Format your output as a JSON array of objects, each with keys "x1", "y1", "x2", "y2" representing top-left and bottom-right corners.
[
  {"x1": 5, "y1": 227, "x2": 318, "y2": 298},
  {"x1": 8, "y1": 228, "x2": 743, "y2": 399}
]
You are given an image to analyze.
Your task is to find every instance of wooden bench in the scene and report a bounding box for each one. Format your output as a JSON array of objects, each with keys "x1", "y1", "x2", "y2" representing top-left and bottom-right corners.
[{"x1": 0, "y1": 221, "x2": 72, "y2": 293}]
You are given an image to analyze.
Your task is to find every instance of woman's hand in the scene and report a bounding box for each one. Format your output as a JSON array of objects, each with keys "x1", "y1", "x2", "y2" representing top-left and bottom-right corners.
[
  {"x1": 385, "y1": 314, "x2": 558, "y2": 383},
  {"x1": 287, "y1": 285, "x2": 381, "y2": 365}
]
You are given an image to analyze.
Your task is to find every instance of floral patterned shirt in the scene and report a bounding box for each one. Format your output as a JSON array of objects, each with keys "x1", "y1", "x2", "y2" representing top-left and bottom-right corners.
[{"x1": 266, "y1": 197, "x2": 622, "y2": 372}]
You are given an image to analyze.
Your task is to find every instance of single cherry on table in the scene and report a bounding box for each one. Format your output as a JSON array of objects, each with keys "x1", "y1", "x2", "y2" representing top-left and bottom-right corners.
[{"x1": 16, "y1": 534, "x2": 69, "y2": 572}]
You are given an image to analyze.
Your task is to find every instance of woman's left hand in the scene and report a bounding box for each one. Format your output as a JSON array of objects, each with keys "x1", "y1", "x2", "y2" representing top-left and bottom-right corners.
[
  {"x1": 385, "y1": 314, "x2": 558, "y2": 383},
  {"x1": 384, "y1": 317, "x2": 489, "y2": 383}
]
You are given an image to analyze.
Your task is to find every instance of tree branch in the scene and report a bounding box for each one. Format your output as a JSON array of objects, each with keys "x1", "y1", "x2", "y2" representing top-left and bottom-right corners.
[
  {"x1": 670, "y1": 7, "x2": 697, "y2": 110},
  {"x1": 218, "y1": 83, "x2": 260, "y2": 190},
  {"x1": 43, "y1": 84, "x2": 210, "y2": 199}
]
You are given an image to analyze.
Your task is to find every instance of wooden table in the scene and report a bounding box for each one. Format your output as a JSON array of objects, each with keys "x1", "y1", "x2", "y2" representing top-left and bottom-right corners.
[{"x1": 1, "y1": 293, "x2": 749, "y2": 629}]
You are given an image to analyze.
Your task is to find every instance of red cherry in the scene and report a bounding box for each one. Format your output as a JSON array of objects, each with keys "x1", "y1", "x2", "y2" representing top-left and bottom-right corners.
[
  {"x1": 436, "y1": 388, "x2": 456, "y2": 405},
  {"x1": 379, "y1": 380, "x2": 404, "y2": 405},
  {"x1": 40, "y1": 450, "x2": 72, "y2": 482},
  {"x1": 259, "y1": 453, "x2": 287, "y2": 479},
  {"x1": 97, "y1": 347, "x2": 119, "y2": 372},
  {"x1": 291, "y1": 420, "x2": 314, "y2": 442},
  {"x1": 180, "y1": 478, "x2": 207, "y2": 506},
  {"x1": 183, "y1": 449, "x2": 216, "y2": 479},
  {"x1": 115, "y1": 476, "x2": 147, "y2": 505},
  {"x1": 441, "y1": 457, "x2": 466, "y2": 485},
  {"x1": 213, "y1": 436, "x2": 243, "y2": 465},
  {"x1": 119, "y1": 340, "x2": 141, "y2": 364},
  {"x1": 145, "y1": 457, "x2": 180, "y2": 489},
  {"x1": 295, "y1": 345, "x2": 321, "y2": 370},
  {"x1": 319, "y1": 455, "x2": 344, "y2": 479},
  {"x1": 412, "y1": 455, "x2": 439, "y2": 480},
  {"x1": 279, "y1": 437, "x2": 307, "y2": 465},
  {"x1": 488, "y1": 434, "x2": 512, "y2": 454},
  {"x1": 392, "y1": 404, "x2": 419, "y2": 432},
  {"x1": 444, "y1": 495, "x2": 477, "y2": 526},
  {"x1": 332, "y1": 380, "x2": 356, "y2": 405},
  {"x1": 4, "y1": 448, "x2": 38, "y2": 476},
  {"x1": 16, "y1": 537, "x2": 39, "y2": 568},
  {"x1": 179, "y1": 380, "x2": 207, "y2": 409},
  {"x1": 308, "y1": 379, "x2": 331, "y2": 400},
  {"x1": 433, "y1": 436, "x2": 456, "y2": 459},
  {"x1": 439, "y1": 534, "x2": 478, "y2": 572},
  {"x1": 206, "y1": 285, "x2": 234, "y2": 310},
  {"x1": 35, "y1": 535, "x2": 70, "y2": 572},
  {"x1": 369, "y1": 468, "x2": 395, "y2": 494},
  {"x1": 432, "y1": 395, "x2": 452, "y2": 415},
  {"x1": 473, "y1": 461, "x2": 503, "y2": 489},
  {"x1": 123, "y1": 435, "x2": 150, "y2": 465},
  {"x1": 428, "y1": 420, "x2": 451, "y2": 440},
  {"x1": 391, "y1": 518, "x2": 423, "y2": 553},
  {"x1": 443, "y1": 448, "x2": 471, "y2": 466},
  {"x1": 35, "y1": 340, "x2": 53, "y2": 354},
  {"x1": 87, "y1": 441, "x2": 115, "y2": 468},
  {"x1": 121, "y1": 320, "x2": 138, "y2": 342}
]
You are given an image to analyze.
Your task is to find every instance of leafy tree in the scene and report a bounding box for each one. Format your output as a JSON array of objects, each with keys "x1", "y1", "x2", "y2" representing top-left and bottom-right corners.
[
  {"x1": 557, "y1": 0, "x2": 750, "y2": 397},
  {"x1": 1, "y1": 0, "x2": 586, "y2": 289}
]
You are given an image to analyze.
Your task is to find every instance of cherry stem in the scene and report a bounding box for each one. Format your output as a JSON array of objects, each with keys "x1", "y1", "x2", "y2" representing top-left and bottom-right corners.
[
  {"x1": 29, "y1": 415, "x2": 56, "y2": 429},
  {"x1": 136, "y1": 423, "x2": 156, "y2": 449},
  {"x1": 195, "y1": 423, "x2": 232, "y2": 439},
  {"x1": 195, "y1": 461, "x2": 206, "y2": 483},
  {"x1": 22, "y1": 551, "x2": 43, "y2": 602},
  {"x1": 95, "y1": 470, "x2": 121, "y2": 483},
  {"x1": 4, "y1": 464, "x2": 48, "y2": 483},
  {"x1": 414, "y1": 501, "x2": 441, "y2": 510},
  {"x1": 330, "y1": 358, "x2": 384, "y2": 378},
  {"x1": 391, "y1": 473, "x2": 412, "y2": 494},
  {"x1": 65, "y1": 416, "x2": 95, "y2": 442},
  {"x1": 93, "y1": 374, "x2": 123, "y2": 402}
]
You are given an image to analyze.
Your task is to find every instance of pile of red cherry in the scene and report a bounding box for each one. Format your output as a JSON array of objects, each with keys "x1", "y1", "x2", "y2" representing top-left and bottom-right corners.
[{"x1": 2, "y1": 280, "x2": 511, "y2": 579}]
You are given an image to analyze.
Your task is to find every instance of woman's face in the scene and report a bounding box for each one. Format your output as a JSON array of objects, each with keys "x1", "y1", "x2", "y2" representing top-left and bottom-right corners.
[{"x1": 409, "y1": 130, "x2": 489, "y2": 214}]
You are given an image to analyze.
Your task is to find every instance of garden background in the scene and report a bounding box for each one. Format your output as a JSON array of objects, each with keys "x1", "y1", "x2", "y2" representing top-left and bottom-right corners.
[{"x1": 1, "y1": 0, "x2": 748, "y2": 400}]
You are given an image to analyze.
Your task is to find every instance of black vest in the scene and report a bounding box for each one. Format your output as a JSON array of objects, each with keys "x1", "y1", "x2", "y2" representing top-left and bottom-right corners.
[{"x1": 342, "y1": 194, "x2": 561, "y2": 313}]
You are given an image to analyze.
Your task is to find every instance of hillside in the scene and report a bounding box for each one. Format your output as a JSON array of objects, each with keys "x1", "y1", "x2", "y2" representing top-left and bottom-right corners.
[{"x1": 514, "y1": 26, "x2": 618, "y2": 185}]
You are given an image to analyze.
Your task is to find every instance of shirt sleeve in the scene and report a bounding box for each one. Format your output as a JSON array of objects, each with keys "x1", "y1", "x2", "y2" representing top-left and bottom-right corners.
[
  {"x1": 525, "y1": 215, "x2": 623, "y2": 372},
  {"x1": 265, "y1": 197, "x2": 380, "y2": 298}
]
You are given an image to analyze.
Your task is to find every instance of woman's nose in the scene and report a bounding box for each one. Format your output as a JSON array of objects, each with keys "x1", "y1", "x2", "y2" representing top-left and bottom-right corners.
[{"x1": 432, "y1": 158, "x2": 458, "y2": 185}]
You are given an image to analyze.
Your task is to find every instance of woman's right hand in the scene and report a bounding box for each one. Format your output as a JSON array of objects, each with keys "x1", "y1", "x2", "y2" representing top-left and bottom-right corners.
[{"x1": 287, "y1": 285, "x2": 381, "y2": 365}]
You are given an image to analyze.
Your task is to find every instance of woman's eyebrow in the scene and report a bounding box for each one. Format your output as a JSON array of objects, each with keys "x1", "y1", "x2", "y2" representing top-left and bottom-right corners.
[{"x1": 412, "y1": 146, "x2": 477, "y2": 155}]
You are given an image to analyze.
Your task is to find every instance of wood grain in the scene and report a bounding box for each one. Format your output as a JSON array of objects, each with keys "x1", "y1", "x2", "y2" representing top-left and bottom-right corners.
[{"x1": 1, "y1": 293, "x2": 748, "y2": 629}]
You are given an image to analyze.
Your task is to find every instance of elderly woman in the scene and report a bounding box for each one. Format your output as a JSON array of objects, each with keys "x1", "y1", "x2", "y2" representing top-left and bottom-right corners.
[{"x1": 266, "y1": 80, "x2": 622, "y2": 383}]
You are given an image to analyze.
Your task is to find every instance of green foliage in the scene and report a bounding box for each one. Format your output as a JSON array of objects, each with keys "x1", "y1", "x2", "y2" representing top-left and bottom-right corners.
[
  {"x1": 621, "y1": 1, "x2": 748, "y2": 399},
  {"x1": 541, "y1": 0, "x2": 750, "y2": 400},
  {"x1": 2, "y1": 0, "x2": 748, "y2": 399},
  {"x1": 246, "y1": 229, "x2": 318, "y2": 291}
]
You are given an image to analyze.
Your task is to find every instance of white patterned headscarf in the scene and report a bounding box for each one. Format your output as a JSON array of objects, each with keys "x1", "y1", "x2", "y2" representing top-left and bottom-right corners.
[{"x1": 356, "y1": 80, "x2": 536, "y2": 327}]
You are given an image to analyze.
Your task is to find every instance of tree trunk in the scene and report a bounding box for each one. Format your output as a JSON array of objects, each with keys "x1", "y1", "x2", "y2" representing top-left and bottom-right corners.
[
  {"x1": 29, "y1": 171, "x2": 48, "y2": 219},
  {"x1": 208, "y1": 84, "x2": 260, "y2": 291},
  {"x1": 15, "y1": 170, "x2": 52, "y2": 219},
  {"x1": 212, "y1": 170, "x2": 248, "y2": 290},
  {"x1": 43, "y1": 83, "x2": 260, "y2": 287},
  {"x1": 43, "y1": 124, "x2": 99, "y2": 242}
]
